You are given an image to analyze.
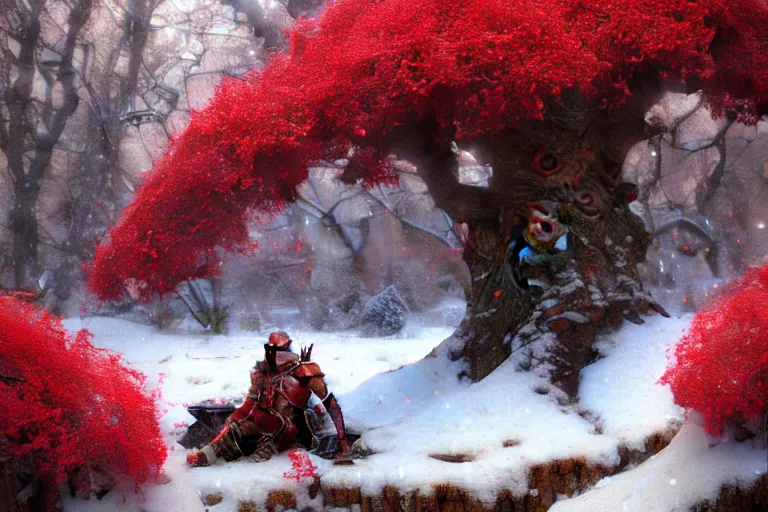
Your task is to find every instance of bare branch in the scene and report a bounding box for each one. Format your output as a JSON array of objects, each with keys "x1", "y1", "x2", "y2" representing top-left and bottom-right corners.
[
  {"x1": 0, "y1": 120, "x2": 8, "y2": 154},
  {"x1": 671, "y1": 117, "x2": 734, "y2": 153},
  {"x1": 27, "y1": 0, "x2": 94, "y2": 187},
  {"x1": 654, "y1": 217, "x2": 720, "y2": 277},
  {"x1": 385, "y1": 122, "x2": 501, "y2": 225},
  {"x1": 365, "y1": 187, "x2": 458, "y2": 249},
  {"x1": 296, "y1": 192, "x2": 360, "y2": 255},
  {"x1": 696, "y1": 138, "x2": 727, "y2": 209},
  {"x1": 6, "y1": 0, "x2": 43, "y2": 184}
]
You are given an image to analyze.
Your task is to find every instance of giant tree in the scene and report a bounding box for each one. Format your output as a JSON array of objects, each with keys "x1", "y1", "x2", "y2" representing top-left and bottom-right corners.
[
  {"x1": 89, "y1": 0, "x2": 768, "y2": 395},
  {"x1": 43, "y1": 0, "x2": 165, "y2": 308}
]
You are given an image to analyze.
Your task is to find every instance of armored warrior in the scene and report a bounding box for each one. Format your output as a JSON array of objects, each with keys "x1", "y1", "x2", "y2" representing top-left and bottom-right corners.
[{"x1": 187, "y1": 331, "x2": 349, "y2": 466}]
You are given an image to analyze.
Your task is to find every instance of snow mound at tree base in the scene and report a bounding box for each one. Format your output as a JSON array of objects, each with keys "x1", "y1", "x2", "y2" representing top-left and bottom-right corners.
[
  {"x1": 59, "y1": 313, "x2": 765, "y2": 511},
  {"x1": 551, "y1": 419, "x2": 767, "y2": 512}
]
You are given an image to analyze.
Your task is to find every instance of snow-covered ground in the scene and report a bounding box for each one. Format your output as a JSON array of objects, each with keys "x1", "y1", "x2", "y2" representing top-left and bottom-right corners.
[
  {"x1": 60, "y1": 312, "x2": 766, "y2": 511},
  {"x1": 549, "y1": 417, "x2": 767, "y2": 512}
]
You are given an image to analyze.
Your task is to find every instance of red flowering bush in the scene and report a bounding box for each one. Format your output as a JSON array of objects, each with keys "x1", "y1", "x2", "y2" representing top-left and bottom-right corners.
[
  {"x1": 660, "y1": 265, "x2": 768, "y2": 436},
  {"x1": 0, "y1": 296, "x2": 167, "y2": 497},
  {"x1": 89, "y1": 0, "x2": 768, "y2": 301}
]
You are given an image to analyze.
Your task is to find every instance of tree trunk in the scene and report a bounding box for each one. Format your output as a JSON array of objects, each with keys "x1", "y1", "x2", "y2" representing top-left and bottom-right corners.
[
  {"x1": 384, "y1": 102, "x2": 667, "y2": 396},
  {"x1": 3, "y1": 0, "x2": 93, "y2": 294},
  {"x1": 440, "y1": 199, "x2": 666, "y2": 397},
  {"x1": 10, "y1": 190, "x2": 40, "y2": 291},
  {"x1": 447, "y1": 224, "x2": 532, "y2": 381}
]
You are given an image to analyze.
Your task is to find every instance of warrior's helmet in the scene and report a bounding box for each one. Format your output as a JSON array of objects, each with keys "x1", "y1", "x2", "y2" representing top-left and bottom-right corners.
[
  {"x1": 267, "y1": 331, "x2": 292, "y2": 350},
  {"x1": 264, "y1": 331, "x2": 293, "y2": 370}
]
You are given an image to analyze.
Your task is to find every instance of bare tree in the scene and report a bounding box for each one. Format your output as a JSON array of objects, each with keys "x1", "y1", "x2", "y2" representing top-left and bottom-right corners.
[
  {"x1": 0, "y1": 0, "x2": 265, "y2": 309},
  {"x1": 229, "y1": 163, "x2": 471, "y2": 330},
  {"x1": 626, "y1": 91, "x2": 768, "y2": 310},
  {"x1": 0, "y1": 0, "x2": 95, "y2": 290},
  {"x1": 39, "y1": 0, "x2": 168, "y2": 308}
]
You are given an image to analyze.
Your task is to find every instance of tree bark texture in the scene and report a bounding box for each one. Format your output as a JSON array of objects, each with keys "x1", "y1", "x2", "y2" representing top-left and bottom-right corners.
[
  {"x1": 1, "y1": 0, "x2": 93, "y2": 290},
  {"x1": 390, "y1": 97, "x2": 668, "y2": 396},
  {"x1": 10, "y1": 190, "x2": 40, "y2": 290},
  {"x1": 449, "y1": 198, "x2": 665, "y2": 396}
]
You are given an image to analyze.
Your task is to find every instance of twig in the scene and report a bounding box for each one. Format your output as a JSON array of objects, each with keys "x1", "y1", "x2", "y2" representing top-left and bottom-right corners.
[
  {"x1": 176, "y1": 289, "x2": 209, "y2": 328},
  {"x1": 366, "y1": 188, "x2": 458, "y2": 249}
]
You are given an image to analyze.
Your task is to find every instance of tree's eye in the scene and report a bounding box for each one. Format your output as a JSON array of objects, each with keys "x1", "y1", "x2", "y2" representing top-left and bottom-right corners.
[
  {"x1": 574, "y1": 190, "x2": 601, "y2": 217},
  {"x1": 532, "y1": 152, "x2": 561, "y2": 176},
  {"x1": 578, "y1": 193, "x2": 595, "y2": 207}
]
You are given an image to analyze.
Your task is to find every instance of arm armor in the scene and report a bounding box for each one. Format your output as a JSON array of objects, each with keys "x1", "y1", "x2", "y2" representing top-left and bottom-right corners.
[
  {"x1": 228, "y1": 397, "x2": 255, "y2": 423},
  {"x1": 322, "y1": 392, "x2": 347, "y2": 446}
]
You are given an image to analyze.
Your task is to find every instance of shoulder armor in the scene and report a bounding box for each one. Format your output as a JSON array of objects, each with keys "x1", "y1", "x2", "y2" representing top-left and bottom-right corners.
[
  {"x1": 275, "y1": 351, "x2": 299, "y2": 367},
  {"x1": 293, "y1": 362, "x2": 324, "y2": 378}
]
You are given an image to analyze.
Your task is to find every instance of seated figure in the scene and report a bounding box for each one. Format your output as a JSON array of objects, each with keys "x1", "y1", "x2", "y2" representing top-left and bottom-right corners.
[{"x1": 187, "y1": 331, "x2": 349, "y2": 466}]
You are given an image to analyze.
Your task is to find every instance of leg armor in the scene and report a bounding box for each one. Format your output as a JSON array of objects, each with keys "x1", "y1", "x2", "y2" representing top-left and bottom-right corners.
[
  {"x1": 312, "y1": 393, "x2": 349, "y2": 458},
  {"x1": 187, "y1": 418, "x2": 278, "y2": 466}
]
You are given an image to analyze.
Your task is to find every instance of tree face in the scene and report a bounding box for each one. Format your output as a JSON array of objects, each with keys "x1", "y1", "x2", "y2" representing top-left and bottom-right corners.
[
  {"x1": 445, "y1": 105, "x2": 664, "y2": 394},
  {"x1": 465, "y1": 103, "x2": 642, "y2": 293}
]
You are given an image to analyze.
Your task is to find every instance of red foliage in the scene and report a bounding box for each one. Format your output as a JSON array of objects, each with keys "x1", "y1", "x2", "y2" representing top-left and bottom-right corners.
[
  {"x1": 660, "y1": 265, "x2": 768, "y2": 436},
  {"x1": 0, "y1": 296, "x2": 167, "y2": 493},
  {"x1": 90, "y1": 0, "x2": 768, "y2": 300},
  {"x1": 282, "y1": 450, "x2": 318, "y2": 481}
]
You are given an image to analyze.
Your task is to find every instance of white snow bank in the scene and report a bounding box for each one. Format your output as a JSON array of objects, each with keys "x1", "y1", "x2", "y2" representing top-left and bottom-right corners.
[
  {"x1": 579, "y1": 314, "x2": 689, "y2": 449},
  {"x1": 329, "y1": 350, "x2": 622, "y2": 502},
  {"x1": 550, "y1": 417, "x2": 767, "y2": 512},
  {"x1": 322, "y1": 315, "x2": 692, "y2": 503},
  {"x1": 61, "y1": 317, "x2": 453, "y2": 511},
  {"x1": 60, "y1": 312, "x2": 705, "y2": 511}
]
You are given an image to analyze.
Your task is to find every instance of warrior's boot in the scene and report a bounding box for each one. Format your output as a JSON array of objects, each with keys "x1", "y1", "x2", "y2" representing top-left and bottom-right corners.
[
  {"x1": 186, "y1": 445, "x2": 217, "y2": 467},
  {"x1": 317, "y1": 393, "x2": 349, "y2": 457}
]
